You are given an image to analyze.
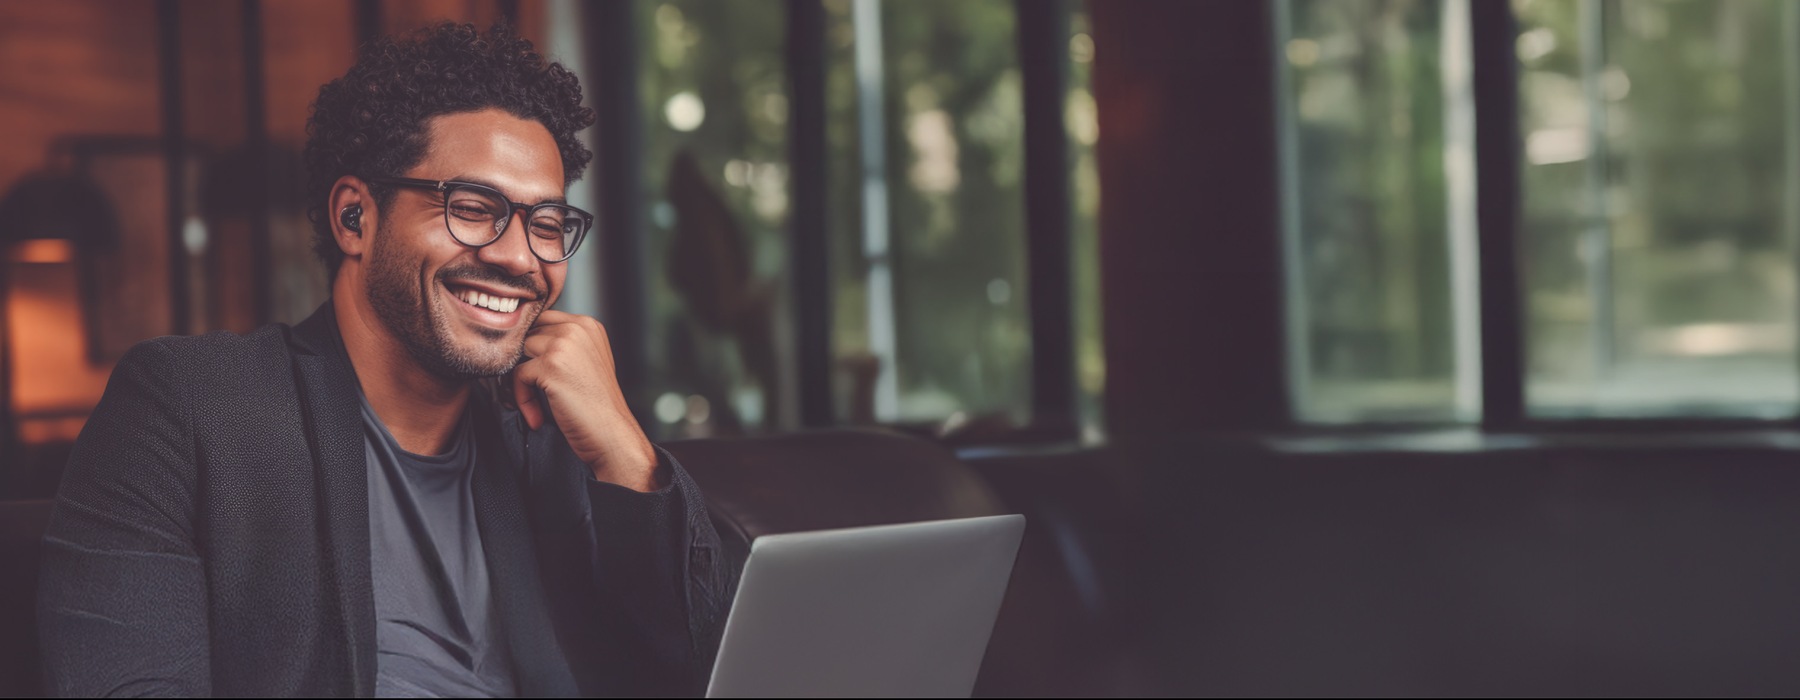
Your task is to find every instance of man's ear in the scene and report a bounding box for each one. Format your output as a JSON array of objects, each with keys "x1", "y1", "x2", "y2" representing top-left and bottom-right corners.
[{"x1": 328, "y1": 176, "x2": 374, "y2": 260}]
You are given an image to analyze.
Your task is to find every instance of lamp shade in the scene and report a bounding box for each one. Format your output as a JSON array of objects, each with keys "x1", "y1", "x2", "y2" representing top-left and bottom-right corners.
[{"x1": 0, "y1": 171, "x2": 120, "y2": 250}]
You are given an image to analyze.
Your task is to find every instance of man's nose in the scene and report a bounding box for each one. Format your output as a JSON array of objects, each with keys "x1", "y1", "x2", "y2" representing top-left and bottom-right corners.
[{"x1": 475, "y1": 210, "x2": 540, "y2": 278}]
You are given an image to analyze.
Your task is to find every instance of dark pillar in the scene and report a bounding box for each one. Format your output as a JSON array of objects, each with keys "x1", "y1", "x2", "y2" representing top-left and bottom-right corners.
[
  {"x1": 1471, "y1": 0, "x2": 1525, "y2": 428},
  {"x1": 1018, "y1": 0, "x2": 1078, "y2": 437},
  {"x1": 788, "y1": 0, "x2": 835, "y2": 428},
  {"x1": 1091, "y1": 0, "x2": 1290, "y2": 438},
  {"x1": 586, "y1": 0, "x2": 654, "y2": 429}
]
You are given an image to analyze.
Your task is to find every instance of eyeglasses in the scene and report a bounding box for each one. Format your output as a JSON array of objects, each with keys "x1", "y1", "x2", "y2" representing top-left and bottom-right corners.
[{"x1": 368, "y1": 177, "x2": 593, "y2": 264}]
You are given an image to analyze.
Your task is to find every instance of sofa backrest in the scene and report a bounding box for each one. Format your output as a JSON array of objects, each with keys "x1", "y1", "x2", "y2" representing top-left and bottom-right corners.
[{"x1": 0, "y1": 499, "x2": 51, "y2": 698}]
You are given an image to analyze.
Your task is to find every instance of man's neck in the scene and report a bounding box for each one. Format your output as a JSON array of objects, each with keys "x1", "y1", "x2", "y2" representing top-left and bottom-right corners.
[{"x1": 332, "y1": 291, "x2": 469, "y2": 456}]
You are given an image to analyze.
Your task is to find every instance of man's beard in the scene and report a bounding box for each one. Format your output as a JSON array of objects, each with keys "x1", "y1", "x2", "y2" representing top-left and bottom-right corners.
[{"x1": 364, "y1": 227, "x2": 544, "y2": 380}]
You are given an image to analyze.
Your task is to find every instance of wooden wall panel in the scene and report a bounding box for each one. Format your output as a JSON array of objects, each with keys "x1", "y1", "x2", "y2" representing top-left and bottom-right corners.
[
  {"x1": 0, "y1": 1, "x2": 160, "y2": 193},
  {"x1": 263, "y1": 0, "x2": 357, "y2": 143},
  {"x1": 383, "y1": 0, "x2": 503, "y2": 36},
  {"x1": 516, "y1": 0, "x2": 548, "y2": 49},
  {"x1": 181, "y1": 0, "x2": 249, "y2": 150}
]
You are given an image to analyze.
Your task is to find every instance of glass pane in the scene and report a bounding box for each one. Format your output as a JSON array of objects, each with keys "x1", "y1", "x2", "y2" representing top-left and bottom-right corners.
[
  {"x1": 1518, "y1": 0, "x2": 1800, "y2": 417},
  {"x1": 638, "y1": 0, "x2": 792, "y2": 438},
  {"x1": 824, "y1": 0, "x2": 871, "y2": 423},
  {"x1": 831, "y1": 0, "x2": 1031, "y2": 428},
  {"x1": 1278, "y1": 0, "x2": 1479, "y2": 423}
]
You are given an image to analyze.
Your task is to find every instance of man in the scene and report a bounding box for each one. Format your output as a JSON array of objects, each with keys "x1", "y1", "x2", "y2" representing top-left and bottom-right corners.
[{"x1": 38, "y1": 23, "x2": 733, "y2": 697}]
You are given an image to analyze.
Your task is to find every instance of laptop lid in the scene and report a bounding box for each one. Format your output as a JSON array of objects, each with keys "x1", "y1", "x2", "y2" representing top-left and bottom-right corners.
[{"x1": 705, "y1": 514, "x2": 1027, "y2": 698}]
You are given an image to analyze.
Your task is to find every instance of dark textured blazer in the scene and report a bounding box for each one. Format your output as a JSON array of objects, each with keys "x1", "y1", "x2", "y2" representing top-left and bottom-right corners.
[{"x1": 37, "y1": 303, "x2": 734, "y2": 697}]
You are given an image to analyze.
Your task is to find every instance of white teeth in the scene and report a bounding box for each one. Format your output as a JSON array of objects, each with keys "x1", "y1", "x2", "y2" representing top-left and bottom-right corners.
[{"x1": 456, "y1": 287, "x2": 521, "y2": 314}]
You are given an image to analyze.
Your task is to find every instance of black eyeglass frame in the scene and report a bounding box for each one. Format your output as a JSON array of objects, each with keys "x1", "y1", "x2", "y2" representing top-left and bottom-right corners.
[{"x1": 367, "y1": 176, "x2": 594, "y2": 264}]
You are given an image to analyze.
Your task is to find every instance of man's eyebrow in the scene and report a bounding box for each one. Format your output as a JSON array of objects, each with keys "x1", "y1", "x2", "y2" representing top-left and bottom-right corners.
[{"x1": 450, "y1": 175, "x2": 567, "y2": 206}]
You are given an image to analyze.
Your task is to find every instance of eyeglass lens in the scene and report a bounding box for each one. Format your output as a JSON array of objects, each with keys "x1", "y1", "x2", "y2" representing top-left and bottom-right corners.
[{"x1": 444, "y1": 185, "x2": 585, "y2": 261}]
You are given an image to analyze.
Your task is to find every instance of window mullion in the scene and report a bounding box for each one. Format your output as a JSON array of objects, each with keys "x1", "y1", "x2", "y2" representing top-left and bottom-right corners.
[
  {"x1": 1471, "y1": 0, "x2": 1527, "y2": 429},
  {"x1": 788, "y1": 0, "x2": 834, "y2": 427},
  {"x1": 1016, "y1": 0, "x2": 1078, "y2": 437}
]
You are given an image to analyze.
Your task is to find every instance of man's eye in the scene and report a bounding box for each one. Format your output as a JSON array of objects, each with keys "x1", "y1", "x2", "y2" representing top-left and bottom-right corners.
[
  {"x1": 529, "y1": 221, "x2": 566, "y2": 239},
  {"x1": 449, "y1": 203, "x2": 494, "y2": 220}
]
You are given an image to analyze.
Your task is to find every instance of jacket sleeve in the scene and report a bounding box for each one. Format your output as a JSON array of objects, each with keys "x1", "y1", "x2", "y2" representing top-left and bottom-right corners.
[
  {"x1": 518, "y1": 419, "x2": 736, "y2": 697},
  {"x1": 585, "y1": 448, "x2": 735, "y2": 695},
  {"x1": 37, "y1": 341, "x2": 211, "y2": 697}
]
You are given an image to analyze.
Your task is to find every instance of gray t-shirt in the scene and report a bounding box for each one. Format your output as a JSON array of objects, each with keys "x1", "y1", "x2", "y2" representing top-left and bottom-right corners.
[{"x1": 361, "y1": 395, "x2": 517, "y2": 698}]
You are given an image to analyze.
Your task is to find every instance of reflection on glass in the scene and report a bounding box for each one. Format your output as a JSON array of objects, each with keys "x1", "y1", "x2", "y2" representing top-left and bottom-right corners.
[
  {"x1": 638, "y1": 0, "x2": 792, "y2": 438},
  {"x1": 1518, "y1": 0, "x2": 1800, "y2": 417},
  {"x1": 1278, "y1": 0, "x2": 1479, "y2": 423},
  {"x1": 1068, "y1": 8, "x2": 1104, "y2": 441}
]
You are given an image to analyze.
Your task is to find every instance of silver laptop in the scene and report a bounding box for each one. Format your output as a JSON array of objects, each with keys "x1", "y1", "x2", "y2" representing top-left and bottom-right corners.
[{"x1": 705, "y1": 514, "x2": 1027, "y2": 698}]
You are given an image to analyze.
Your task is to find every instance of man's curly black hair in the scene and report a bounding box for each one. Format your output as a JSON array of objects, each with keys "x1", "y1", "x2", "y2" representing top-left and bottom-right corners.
[{"x1": 303, "y1": 22, "x2": 595, "y2": 278}]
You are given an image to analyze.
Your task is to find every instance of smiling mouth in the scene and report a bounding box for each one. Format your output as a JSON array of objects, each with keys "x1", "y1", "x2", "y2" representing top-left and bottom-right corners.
[{"x1": 445, "y1": 283, "x2": 528, "y2": 315}]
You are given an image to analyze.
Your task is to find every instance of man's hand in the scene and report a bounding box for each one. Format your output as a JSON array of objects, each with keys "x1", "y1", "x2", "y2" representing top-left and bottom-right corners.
[{"x1": 505, "y1": 309, "x2": 660, "y2": 492}]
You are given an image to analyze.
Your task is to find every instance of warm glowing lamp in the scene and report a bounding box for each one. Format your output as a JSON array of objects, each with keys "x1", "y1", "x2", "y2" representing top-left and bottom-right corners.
[
  {"x1": 12, "y1": 239, "x2": 76, "y2": 265},
  {"x1": 0, "y1": 171, "x2": 121, "y2": 468}
]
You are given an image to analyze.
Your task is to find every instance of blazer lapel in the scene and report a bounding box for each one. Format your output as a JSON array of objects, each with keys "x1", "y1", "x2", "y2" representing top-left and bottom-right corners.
[
  {"x1": 470, "y1": 395, "x2": 582, "y2": 697},
  {"x1": 289, "y1": 303, "x2": 378, "y2": 696}
]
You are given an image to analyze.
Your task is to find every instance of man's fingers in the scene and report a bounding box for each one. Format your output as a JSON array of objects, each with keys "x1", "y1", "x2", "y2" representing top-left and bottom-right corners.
[
  {"x1": 522, "y1": 333, "x2": 555, "y2": 359},
  {"x1": 532, "y1": 309, "x2": 609, "y2": 347},
  {"x1": 531, "y1": 309, "x2": 585, "y2": 327},
  {"x1": 522, "y1": 322, "x2": 615, "y2": 368}
]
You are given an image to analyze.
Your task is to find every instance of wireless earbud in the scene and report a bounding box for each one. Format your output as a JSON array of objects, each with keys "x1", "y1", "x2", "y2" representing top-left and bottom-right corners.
[{"x1": 340, "y1": 204, "x2": 363, "y2": 233}]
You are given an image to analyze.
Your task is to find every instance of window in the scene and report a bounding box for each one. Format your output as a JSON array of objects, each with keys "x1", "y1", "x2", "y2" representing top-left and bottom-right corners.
[
  {"x1": 829, "y1": 0, "x2": 1033, "y2": 429},
  {"x1": 1277, "y1": 0, "x2": 1481, "y2": 423},
  {"x1": 1517, "y1": 0, "x2": 1800, "y2": 417},
  {"x1": 1283, "y1": 0, "x2": 1800, "y2": 424},
  {"x1": 625, "y1": 0, "x2": 1093, "y2": 439},
  {"x1": 637, "y1": 0, "x2": 793, "y2": 438}
]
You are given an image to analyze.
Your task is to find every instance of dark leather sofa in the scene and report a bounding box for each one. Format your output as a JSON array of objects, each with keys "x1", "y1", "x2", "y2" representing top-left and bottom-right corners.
[
  {"x1": 1018, "y1": 435, "x2": 1800, "y2": 697},
  {"x1": 0, "y1": 429, "x2": 1132, "y2": 697}
]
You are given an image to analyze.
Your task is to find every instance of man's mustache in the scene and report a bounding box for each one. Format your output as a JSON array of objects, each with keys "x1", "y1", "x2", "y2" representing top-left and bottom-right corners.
[{"x1": 437, "y1": 266, "x2": 546, "y2": 301}]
